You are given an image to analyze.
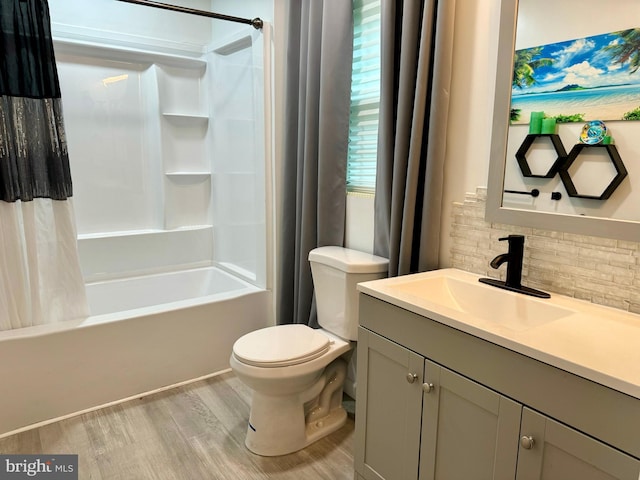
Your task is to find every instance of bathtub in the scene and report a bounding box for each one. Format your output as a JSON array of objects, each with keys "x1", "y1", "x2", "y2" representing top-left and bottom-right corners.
[{"x1": 0, "y1": 267, "x2": 270, "y2": 437}]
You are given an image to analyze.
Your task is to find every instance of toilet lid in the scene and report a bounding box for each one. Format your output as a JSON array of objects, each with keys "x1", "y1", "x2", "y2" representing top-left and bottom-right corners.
[{"x1": 233, "y1": 324, "x2": 331, "y2": 367}]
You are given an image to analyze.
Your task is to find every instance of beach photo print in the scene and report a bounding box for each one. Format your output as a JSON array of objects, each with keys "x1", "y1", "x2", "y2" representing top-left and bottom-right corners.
[{"x1": 511, "y1": 28, "x2": 640, "y2": 124}]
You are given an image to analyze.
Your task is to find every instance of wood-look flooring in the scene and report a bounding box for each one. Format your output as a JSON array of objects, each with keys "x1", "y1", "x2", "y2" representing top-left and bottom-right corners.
[{"x1": 0, "y1": 371, "x2": 355, "y2": 480}]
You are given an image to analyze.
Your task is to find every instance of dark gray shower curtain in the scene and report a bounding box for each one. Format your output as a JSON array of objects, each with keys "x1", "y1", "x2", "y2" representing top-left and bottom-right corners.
[
  {"x1": 278, "y1": 0, "x2": 353, "y2": 326},
  {"x1": 374, "y1": 0, "x2": 456, "y2": 276},
  {"x1": 0, "y1": 0, "x2": 73, "y2": 202}
]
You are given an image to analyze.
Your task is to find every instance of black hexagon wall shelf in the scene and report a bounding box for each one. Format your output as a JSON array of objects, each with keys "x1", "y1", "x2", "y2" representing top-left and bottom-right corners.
[
  {"x1": 515, "y1": 134, "x2": 567, "y2": 178},
  {"x1": 558, "y1": 144, "x2": 628, "y2": 200}
]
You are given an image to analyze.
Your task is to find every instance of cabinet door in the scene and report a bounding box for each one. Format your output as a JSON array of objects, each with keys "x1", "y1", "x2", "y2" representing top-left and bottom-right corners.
[
  {"x1": 516, "y1": 408, "x2": 640, "y2": 480},
  {"x1": 355, "y1": 328, "x2": 425, "y2": 480},
  {"x1": 419, "y1": 360, "x2": 522, "y2": 480}
]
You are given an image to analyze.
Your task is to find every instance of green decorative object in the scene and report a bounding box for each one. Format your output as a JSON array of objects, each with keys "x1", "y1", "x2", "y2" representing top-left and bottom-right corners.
[
  {"x1": 541, "y1": 117, "x2": 556, "y2": 134},
  {"x1": 528, "y1": 111, "x2": 544, "y2": 134}
]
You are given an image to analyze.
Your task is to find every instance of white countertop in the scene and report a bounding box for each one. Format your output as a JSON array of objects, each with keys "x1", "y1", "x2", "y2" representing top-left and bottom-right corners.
[{"x1": 357, "y1": 268, "x2": 640, "y2": 400}]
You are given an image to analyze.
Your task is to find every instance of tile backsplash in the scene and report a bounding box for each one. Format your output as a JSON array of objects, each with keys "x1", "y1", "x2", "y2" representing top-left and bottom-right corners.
[{"x1": 450, "y1": 188, "x2": 640, "y2": 314}]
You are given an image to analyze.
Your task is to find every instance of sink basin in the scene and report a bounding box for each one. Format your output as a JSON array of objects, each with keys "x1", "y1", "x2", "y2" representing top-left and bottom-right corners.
[{"x1": 385, "y1": 272, "x2": 576, "y2": 331}]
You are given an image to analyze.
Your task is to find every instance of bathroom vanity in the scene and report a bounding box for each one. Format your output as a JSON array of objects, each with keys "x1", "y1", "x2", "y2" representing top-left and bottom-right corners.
[{"x1": 353, "y1": 269, "x2": 640, "y2": 480}]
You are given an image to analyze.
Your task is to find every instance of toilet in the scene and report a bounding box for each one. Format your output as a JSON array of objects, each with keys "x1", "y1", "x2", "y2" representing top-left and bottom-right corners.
[{"x1": 229, "y1": 246, "x2": 388, "y2": 456}]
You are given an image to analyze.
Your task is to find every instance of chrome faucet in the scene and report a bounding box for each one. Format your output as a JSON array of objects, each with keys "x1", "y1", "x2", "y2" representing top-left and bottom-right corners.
[{"x1": 479, "y1": 235, "x2": 550, "y2": 298}]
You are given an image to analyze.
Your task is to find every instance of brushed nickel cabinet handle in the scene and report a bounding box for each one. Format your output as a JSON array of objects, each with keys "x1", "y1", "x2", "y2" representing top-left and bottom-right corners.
[
  {"x1": 406, "y1": 373, "x2": 418, "y2": 384},
  {"x1": 520, "y1": 435, "x2": 535, "y2": 450},
  {"x1": 422, "y1": 383, "x2": 435, "y2": 393}
]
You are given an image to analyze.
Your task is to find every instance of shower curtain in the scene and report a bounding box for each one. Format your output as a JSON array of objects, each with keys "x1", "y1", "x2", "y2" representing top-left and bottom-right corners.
[
  {"x1": 278, "y1": 0, "x2": 353, "y2": 327},
  {"x1": 373, "y1": 0, "x2": 456, "y2": 276},
  {"x1": 0, "y1": 0, "x2": 88, "y2": 330}
]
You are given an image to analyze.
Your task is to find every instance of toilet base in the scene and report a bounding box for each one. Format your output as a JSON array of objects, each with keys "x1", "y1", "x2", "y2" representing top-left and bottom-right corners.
[
  {"x1": 245, "y1": 402, "x2": 348, "y2": 457},
  {"x1": 303, "y1": 405, "x2": 348, "y2": 445},
  {"x1": 243, "y1": 358, "x2": 348, "y2": 456}
]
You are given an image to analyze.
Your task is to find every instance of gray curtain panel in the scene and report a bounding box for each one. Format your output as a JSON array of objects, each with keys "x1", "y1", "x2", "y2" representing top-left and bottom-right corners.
[
  {"x1": 374, "y1": 0, "x2": 455, "y2": 276},
  {"x1": 0, "y1": 0, "x2": 73, "y2": 202},
  {"x1": 278, "y1": 0, "x2": 353, "y2": 326}
]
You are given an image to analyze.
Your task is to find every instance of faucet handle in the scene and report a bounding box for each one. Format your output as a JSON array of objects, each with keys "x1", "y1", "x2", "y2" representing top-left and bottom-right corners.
[{"x1": 498, "y1": 234, "x2": 525, "y2": 242}]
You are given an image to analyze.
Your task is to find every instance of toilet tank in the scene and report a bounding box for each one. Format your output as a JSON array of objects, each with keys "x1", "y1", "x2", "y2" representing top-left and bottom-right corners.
[{"x1": 308, "y1": 247, "x2": 388, "y2": 341}]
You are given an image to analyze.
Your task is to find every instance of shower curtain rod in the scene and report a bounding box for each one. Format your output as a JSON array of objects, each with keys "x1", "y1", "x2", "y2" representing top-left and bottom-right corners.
[{"x1": 116, "y1": 0, "x2": 263, "y2": 30}]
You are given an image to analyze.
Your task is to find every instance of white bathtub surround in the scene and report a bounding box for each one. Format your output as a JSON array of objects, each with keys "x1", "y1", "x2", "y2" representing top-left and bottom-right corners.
[
  {"x1": 210, "y1": 28, "x2": 271, "y2": 287},
  {"x1": 52, "y1": 24, "x2": 271, "y2": 289},
  {"x1": 0, "y1": 267, "x2": 269, "y2": 437},
  {"x1": 0, "y1": 199, "x2": 88, "y2": 331},
  {"x1": 450, "y1": 188, "x2": 640, "y2": 313}
]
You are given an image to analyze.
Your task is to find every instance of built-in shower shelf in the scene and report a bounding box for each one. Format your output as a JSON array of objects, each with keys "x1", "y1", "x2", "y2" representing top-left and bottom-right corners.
[
  {"x1": 77, "y1": 225, "x2": 212, "y2": 241},
  {"x1": 78, "y1": 229, "x2": 165, "y2": 240},
  {"x1": 165, "y1": 171, "x2": 211, "y2": 178},
  {"x1": 162, "y1": 112, "x2": 209, "y2": 125}
]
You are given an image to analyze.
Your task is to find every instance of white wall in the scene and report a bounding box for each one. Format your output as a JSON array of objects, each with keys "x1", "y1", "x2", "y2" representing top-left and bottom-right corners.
[
  {"x1": 345, "y1": 194, "x2": 376, "y2": 253},
  {"x1": 440, "y1": 0, "x2": 501, "y2": 266}
]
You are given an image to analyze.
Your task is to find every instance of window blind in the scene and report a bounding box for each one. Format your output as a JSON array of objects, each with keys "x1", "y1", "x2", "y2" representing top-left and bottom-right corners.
[{"x1": 347, "y1": 0, "x2": 381, "y2": 193}]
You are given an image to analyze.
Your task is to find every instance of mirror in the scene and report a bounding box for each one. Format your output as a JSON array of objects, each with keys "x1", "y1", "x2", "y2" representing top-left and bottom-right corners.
[{"x1": 486, "y1": 0, "x2": 640, "y2": 241}]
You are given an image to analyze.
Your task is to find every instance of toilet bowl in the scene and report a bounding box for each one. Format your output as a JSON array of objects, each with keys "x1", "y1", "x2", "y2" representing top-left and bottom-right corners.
[
  {"x1": 230, "y1": 325, "x2": 352, "y2": 456},
  {"x1": 230, "y1": 247, "x2": 388, "y2": 456}
]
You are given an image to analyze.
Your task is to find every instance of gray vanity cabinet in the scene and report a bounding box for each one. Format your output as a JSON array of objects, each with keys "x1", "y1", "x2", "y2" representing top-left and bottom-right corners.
[
  {"x1": 354, "y1": 328, "x2": 424, "y2": 480},
  {"x1": 355, "y1": 328, "x2": 522, "y2": 480},
  {"x1": 355, "y1": 293, "x2": 640, "y2": 480},
  {"x1": 516, "y1": 408, "x2": 640, "y2": 480},
  {"x1": 420, "y1": 359, "x2": 521, "y2": 480}
]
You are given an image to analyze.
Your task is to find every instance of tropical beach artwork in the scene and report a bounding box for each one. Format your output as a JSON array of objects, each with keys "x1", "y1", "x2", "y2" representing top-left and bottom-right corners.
[{"x1": 511, "y1": 28, "x2": 640, "y2": 124}]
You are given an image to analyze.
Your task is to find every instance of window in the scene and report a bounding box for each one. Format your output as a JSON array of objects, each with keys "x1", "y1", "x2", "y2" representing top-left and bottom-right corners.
[{"x1": 347, "y1": 0, "x2": 381, "y2": 193}]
